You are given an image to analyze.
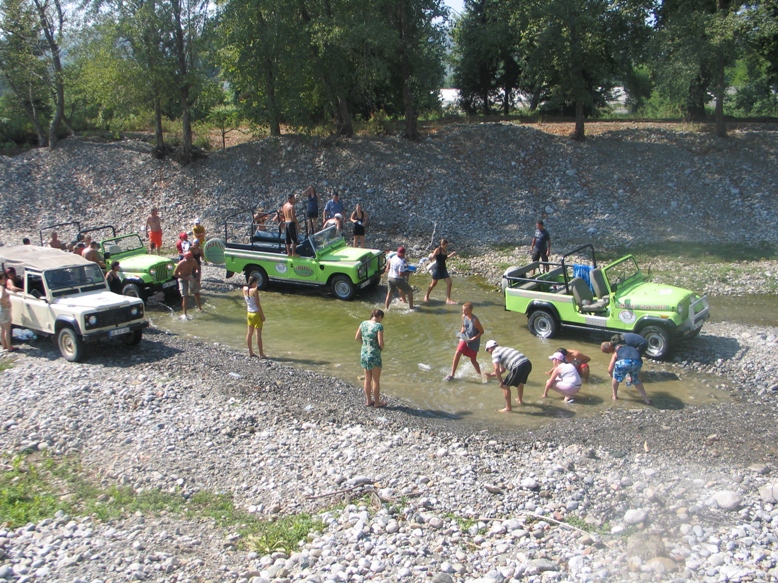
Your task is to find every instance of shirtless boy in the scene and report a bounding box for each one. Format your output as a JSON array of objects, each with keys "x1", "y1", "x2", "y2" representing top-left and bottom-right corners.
[
  {"x1": 545, "y1": 347, "x2": 591, "y2": 382},
  {"x1": 145, "y1": 208, "x2": 163, "y2": 254},
  {"x1": 48, "y1": 232, "x2": 66, "y2": 250},
  {"x1": 282, "y1": 193, "x2": 299, "y2": 257},
  {"x1": 173, "y1": 252, "x2": 198, "y2": 318}
]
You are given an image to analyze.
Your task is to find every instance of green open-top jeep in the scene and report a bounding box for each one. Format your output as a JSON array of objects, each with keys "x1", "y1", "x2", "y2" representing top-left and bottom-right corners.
[
  {"x1": 501, "y1": 245, "x2": 710, "y2": 359},
  {"x1": 204, "y1": 210, "x2": 385, "y2": 301}
]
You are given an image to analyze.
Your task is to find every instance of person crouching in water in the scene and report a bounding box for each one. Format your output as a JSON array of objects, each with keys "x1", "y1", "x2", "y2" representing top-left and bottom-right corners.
[
  {"x1": 244, "y1": 275, "x2": 266, "y2": 358},
  {"x1": 445, "y1": 302, "x2": 484, "y2": 381},
  {"x1": 544, "y1": 351, "x2": 582, "y2": 403}
]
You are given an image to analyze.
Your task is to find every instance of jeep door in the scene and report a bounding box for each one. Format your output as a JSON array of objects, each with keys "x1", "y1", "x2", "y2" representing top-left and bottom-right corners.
[{"x1": 22, "y1": 271, "x2": 54, "y2": 334}]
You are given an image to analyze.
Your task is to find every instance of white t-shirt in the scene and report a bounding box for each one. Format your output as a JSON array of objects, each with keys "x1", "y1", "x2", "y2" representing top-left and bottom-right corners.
[
  {"x1": 388, "y1": 254, "x2": 407, "y2": 279},
  {"x1": 557, "y1": 362, "x2": 582, "y2": 386}
]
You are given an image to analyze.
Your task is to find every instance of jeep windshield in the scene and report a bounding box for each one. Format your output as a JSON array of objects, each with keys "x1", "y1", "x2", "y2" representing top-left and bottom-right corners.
[
  {"x1": 604, "y1": 256, "x2": 641, "y2": 291},
  {"x1": 309, "y1": 226, "x2": 343, "y2": 253},
  {"x1": 103, "y1": 234, "x2": 144, "y2": 254},
  {"x1": 46, "y1": 264, "x2": 106, "y2": 295}
]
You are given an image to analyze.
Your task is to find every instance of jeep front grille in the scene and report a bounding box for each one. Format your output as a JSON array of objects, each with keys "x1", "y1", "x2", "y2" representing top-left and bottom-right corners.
[
  {"x1": 152, "y1": 263, "x2": 172, "y2": 283},
  {"x1": 85, "y1": 305, "x2": 144, "y2": 329}
]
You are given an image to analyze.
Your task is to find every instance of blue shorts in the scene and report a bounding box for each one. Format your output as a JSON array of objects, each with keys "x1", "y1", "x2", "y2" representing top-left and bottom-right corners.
[{"x1": 613, "y1": 359, "x2": 642, "y2": 383}]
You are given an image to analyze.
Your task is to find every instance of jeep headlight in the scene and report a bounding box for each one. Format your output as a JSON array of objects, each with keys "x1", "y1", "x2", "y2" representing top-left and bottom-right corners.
[
  {"x1": 167, "y1": 263, "x2": 174, "y2": 270},
  {"x1": 149, "y1": 268, "x2": 156, "y2": 276},
  {"x1": 131, "y1": 306, "x2": 140, "y2": 317},
  {"x1": 88, "y1": 315, "x2": 97, "y2": 326},
  {"x1": 677, "y1": 305, "x2": 683, "y2": 315},
  {"x1": 358, "y1": 264, "x2": 367, "y2": 279}
]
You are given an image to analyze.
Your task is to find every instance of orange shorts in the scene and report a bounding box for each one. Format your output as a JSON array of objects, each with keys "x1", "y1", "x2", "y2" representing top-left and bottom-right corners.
[{"x1": 149, "y1": 231, "x2": 162, "y2": 248}]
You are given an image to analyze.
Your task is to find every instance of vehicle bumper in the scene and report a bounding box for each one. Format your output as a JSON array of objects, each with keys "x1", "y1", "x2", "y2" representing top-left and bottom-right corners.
[
  {"x1": 677, "y1": 295, "x2": 710, "y2": 337},
  {"x1": 82, "y1": 320, "x2": 149, "y2": 342},
  {"x1": 358, "y1": 273, "x2": 382, "y2": 290},
  {"x1": 144, "y1": 279, "x2": 179, "y2": 295}
]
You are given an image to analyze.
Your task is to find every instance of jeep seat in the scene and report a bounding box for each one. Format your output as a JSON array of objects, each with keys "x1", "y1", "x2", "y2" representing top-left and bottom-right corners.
[
  {"x1": 105, "y1": 244, "x2": 122, "y2": 256},
  {"x1": 570, "y1": 277, "x2": 609, "y2": 313},
  {"x1": 590, "y1": 268, "x2": 610, "y2": 300}
]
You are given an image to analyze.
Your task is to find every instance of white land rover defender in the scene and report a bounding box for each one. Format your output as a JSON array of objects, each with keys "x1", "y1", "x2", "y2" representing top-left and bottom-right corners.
[{"x1": 0, "y1": 246, "x2": 148, "y2": 361}]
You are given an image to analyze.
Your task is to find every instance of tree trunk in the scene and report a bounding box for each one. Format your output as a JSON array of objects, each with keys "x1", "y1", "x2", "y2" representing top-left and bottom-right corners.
[
  {"x1": 714, "y1": 63, "x2": 726, "y2": 138},
  {"x1": 335, "y1": 95, "x2": 353, "y2": 136},
  {"x1": 482, "y1": 88, "x2": 490, "y2": 115},
  {"x1": 33, "y1": 0, "x2": 66, "y2": 148},
  {"x1": 529, "y1": 87, "x2": 541, "y2": 112},
  {"x1": 265, "y1": 65, "x2": 281, "y2": 136},
  {"x1": 153, "y1": 94, "x2": 164, "y2": 150},
  {"x1": 573, "y1": 99, "x2": 585, "y2": 141},
  {"x1": 172, "y1": 0, "x2": 192, "y2": 164},
  {"x1": 685, "y1": 74, "x2": 708, "y2": 121},
  {"x1": 503, "y1": 87, "x2": 511, "y2": 116}
]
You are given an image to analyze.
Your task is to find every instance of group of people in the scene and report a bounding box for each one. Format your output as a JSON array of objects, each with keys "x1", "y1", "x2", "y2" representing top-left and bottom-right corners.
[{"x1": 383, "y1": 238, "x2": 458, "y2": 310}]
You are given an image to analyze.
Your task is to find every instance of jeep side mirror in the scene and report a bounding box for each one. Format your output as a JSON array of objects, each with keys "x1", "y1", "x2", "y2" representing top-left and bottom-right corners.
[{"x1": 31, "y1": 289, "x2": 42, "y2": 299}]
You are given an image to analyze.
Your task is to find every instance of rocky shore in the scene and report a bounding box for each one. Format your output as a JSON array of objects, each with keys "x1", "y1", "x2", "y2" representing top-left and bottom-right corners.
[{"x1": 1, "y1": 125, "x2": 778, "y2": 582}]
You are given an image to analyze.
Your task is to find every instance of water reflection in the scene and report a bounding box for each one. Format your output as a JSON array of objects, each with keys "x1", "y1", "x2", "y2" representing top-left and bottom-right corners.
[{"x1": 154, "y1": 274, "x2": 728, "y2": 430}]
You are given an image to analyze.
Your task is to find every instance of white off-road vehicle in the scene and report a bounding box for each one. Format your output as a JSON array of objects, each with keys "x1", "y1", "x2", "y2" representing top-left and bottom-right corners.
[{"x1": 0, "y1": 245, "x2": 148, "y2": 361}]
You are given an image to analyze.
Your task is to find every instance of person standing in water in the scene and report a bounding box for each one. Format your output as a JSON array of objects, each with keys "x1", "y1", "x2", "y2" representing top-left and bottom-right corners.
[
  {"x1": 445, "y1": 302, "x2": 485, "y2": 382},
  {"x1": 355, "y1": 309, "x2": 385, "y2": 407},
  {"x1": 244, "y1": 275, "x2": 267, "y2": 358},
  {"x1": 423, "y1": 238, "x2": 457, "y2": 304}
]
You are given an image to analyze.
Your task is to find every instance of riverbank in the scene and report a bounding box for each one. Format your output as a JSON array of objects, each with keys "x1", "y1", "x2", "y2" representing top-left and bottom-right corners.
[{"x1": 1, "y1": 125, "x2": 778, "y2": 582}]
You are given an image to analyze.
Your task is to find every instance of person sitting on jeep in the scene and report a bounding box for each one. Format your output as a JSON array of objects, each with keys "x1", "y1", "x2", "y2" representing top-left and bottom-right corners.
[
  {"x1": 4, "y1": 267, "x2": 23, "y2": 292},
  {"x1": 82, "y1": 241, "x2": 106, "y2": 268},
  {"x1": 48, "y1": 231, "x2": 66, "y2": 250}
]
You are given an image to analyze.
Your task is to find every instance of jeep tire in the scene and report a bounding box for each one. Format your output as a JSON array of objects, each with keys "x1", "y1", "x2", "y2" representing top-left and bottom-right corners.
[
  {"x1": 58, "y1": 326, "x2": 85, "y2": 362},
  {"x1": 331, "y1": 275, "x2": 356, "y2": 301},
  {"x1": 121, "y1": 329, "x2": 143, "y2": 346},
  {"x1": 245, "y1": 266, "x2": 268, "y2": 290},
  {"x1": 122, "y1": 282, "x2": 143, "y2": 299},
  {"x1": 527, "y1": 310, "x2": 558, "y2": 339},
  {"x1": 641, "y1": 325, "x2": 671, "y2": 359}
]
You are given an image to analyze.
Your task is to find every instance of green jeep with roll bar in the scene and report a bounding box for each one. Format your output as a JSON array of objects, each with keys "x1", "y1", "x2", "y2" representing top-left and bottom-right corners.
[
  {"x1": 501, "y1": 245, "x2": 710, "y2": 359},
  {"x1": 40, "y1": 222, "x2": 178, "y2": 301},
  {"x1": 203, "y1": 209, "x2": 386, "y2": 301}
]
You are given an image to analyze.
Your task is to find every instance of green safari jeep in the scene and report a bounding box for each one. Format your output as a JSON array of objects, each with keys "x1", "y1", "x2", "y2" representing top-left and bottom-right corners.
[
  {"x1": 501, "y1": 245, "x2": 710, "y2": 359},
  {"x1": 82, "y1": 225, "x2": 178, "y2": 300},
  {"x1": 204, "y1": 211, "x2": 386, "y2": 301}
]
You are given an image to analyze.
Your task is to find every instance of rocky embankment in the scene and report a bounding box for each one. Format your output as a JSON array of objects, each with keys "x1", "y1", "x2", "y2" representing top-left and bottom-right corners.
[{"x1": 1, "y1": 125, "x2": 778, "y2": 582}]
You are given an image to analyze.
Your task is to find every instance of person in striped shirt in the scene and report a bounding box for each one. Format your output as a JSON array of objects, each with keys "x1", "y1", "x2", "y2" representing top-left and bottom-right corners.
[{"x1": 485, "y1": 340, "x2": 533, "y2": 412}]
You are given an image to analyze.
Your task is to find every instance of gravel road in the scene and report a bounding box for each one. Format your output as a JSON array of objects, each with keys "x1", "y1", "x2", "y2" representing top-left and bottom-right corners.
[{"x1": 1, "y1": 125, "x2": 777, "y2": 582}]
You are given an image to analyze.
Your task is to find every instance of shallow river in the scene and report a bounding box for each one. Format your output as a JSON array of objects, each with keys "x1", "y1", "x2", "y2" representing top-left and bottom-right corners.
[{"x1": 150, "y1": 274, "x2": 742, "y2": 430}]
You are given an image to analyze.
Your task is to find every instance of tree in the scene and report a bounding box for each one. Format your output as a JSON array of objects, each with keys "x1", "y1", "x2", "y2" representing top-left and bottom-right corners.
[
  {"x1": 515, "y1": 0, "x2": 652, "y2": 140},
  {"x1": 0, "y1": 0, "x2": 50, "y2": 145}
]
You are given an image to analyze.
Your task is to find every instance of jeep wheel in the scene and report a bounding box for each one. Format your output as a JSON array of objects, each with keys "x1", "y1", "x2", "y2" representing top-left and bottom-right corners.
[
  {"x1": 641, "y1": 326, "x2": 671, "y2": 359},
  {"x1": 122, "y1": 283, "x2": 143, "y2": 299},
  {"x1": 58, "y1": 327, "x2": 85, "y2": 362},
  {"x1": 121, "y1": 329, "x2": 143, "y2": 346},
  {"x1": 331, "y1": 275, "x2": 356, "y2": 301},
  {"x1": 245, "y1": 266, "x2": 268, "y2": 290},
  {"x1": 528, "y1": 310, "x2": 558, "y2": 339}
]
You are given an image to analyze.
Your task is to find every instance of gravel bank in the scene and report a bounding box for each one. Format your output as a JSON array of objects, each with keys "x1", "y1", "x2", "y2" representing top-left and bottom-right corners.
[{"x1": 1, "y1": 126, "x2": 778, "y2": 582}]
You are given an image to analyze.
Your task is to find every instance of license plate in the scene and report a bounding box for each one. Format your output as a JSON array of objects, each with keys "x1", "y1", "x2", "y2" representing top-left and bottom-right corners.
[
  {"x1": 109, "y1": 327, "x2": 130, "y2": 337},
  {"x1": 359, "y1": 280, "x2": 371, "y2": 289},
  {"x1": 163, "y1": 280, "x2": 177, "y2": 288}
]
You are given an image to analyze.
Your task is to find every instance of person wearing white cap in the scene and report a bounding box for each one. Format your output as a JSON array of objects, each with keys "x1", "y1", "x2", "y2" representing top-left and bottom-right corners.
[
  {"x1": 192, "y1": 217, "x2": 206, "y2": 246},
  {"x1": 543, "y1": 352, "x2": 582, "y2": 403},
  {"x1": 323, "y1": 213, "x2": 344, "y2": 236},
  {"x1": 484, "y1": 340, "x2": 532, "y2": 412}
]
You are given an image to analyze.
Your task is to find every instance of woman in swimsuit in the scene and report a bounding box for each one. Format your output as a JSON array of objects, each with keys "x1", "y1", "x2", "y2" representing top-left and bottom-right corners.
[
  {"x1": 350, "y1": 203, "x2": 368, "y2": 247},
  {"x1": 355, "y1": 309, "x2": 385, "y2": 407},
  {"x1": 0, "y1": 271, "x2": 14, "y2": 352},
  {"x1": 423, "y1": 238, "x2": 457, "y2": 304}
]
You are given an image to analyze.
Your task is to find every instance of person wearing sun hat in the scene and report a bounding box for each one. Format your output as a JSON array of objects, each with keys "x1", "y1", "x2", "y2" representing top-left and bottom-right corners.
[
  {"x1": 484, "y1": 339, "x2": 532, "y2": 412},
  {"x1": 543, "y1": 351, "x2": 582, "y2": 403}
]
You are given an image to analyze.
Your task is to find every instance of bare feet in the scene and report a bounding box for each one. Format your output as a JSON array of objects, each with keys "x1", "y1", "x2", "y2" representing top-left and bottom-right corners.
[
  {"x1": 249, "y1": 353, "x2": 257, "y2": 358},
  {"x1": 445, "y1": 299, "x2": 457, "y2": 305},
  {"x1": 498, "y1": 407, "x2": 512, "y2": 413},
  {"x1": 514, "y1": 398, "x2": 523, "y2": 405},
  {"x1": 366, "y1": 401, "x2": 374, "y2": 407},
  {"x1": 564, "y1": 397, "x2": 575, "y2": 403},
  {"x1": 422, "y1": 296, "x2": 429, "y2": 302},
  {"x1": 644, "y1": 398, "x2": 652, "y2": 405},
  {"x1": 612, "y1": 395, "x2": 619, "y2": 401},
  {"x1": 374, "y1": 401, "x2": 388, "y2": 408},
  {"x1": 260, "y1": 354, "x2": 268, "y2": 359},
  {"x1": 542, "y1": 392, "x2": 548, "y2": 398}
]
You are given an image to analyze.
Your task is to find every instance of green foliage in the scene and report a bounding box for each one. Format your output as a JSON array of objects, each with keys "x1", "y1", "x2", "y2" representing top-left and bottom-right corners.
[
  {"x1": 443, "y1": 511, "x2": 478, "y2": 532},
  {"x1": 0, "y1": 453, "x2": 323, "y2": 554},
  {"x1": 0, "y1": 359, "x2": 14, "y2": 372},
  {"x1": 564, "y1": 514, "x2": 610, "y2": 535}
]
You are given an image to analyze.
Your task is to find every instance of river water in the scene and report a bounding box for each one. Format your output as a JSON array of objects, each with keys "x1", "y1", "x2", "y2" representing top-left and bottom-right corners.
[{"x1": 150, "y1": 274, "x2": 742, "y2": 430}]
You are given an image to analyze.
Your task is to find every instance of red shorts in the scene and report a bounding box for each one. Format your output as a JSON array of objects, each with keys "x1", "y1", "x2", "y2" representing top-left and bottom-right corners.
[
  {"x1": 149, "y1": 231, "x2": 162, "y2": 248},
  {"x1": 575, "y1": 362, "x2": 589, "y2": 375},
  {"x1": 456, "y1": 341, "x2": 477, "y2": 359}
]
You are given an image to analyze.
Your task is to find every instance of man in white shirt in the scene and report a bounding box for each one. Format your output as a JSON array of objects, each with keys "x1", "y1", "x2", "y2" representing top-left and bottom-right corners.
[{"x1": 384, "y1": 246, "x2": 414, "y2": 310}]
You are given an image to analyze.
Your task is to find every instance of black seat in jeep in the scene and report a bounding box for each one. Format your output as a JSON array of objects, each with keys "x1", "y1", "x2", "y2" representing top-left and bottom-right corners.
[
  {"x1": 570, "y1": 277, "x2": 609, "y2": 313},
  {"x1": 590, "y1": 268, "x2": 610, "y2": 300}
]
